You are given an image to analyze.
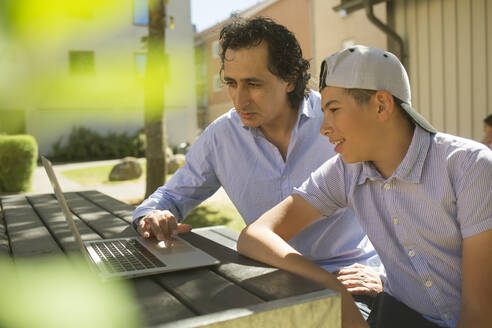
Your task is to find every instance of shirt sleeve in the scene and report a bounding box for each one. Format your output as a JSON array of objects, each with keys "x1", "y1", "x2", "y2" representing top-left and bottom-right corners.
[
  {"x1": 293, "y1": 155, "x2": 349, "y2": 218},
  {"x1": 132, "y1": 127, "x2": 221, "y2": 227},
  {"x1": 456, "y1": 147, "x2": 492, "y2": 238}
]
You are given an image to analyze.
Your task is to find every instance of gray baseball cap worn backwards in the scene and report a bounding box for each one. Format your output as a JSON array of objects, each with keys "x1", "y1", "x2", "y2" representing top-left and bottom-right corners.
[{"x1": 319, "y1": 45, "x2": 437, "y2": 134}]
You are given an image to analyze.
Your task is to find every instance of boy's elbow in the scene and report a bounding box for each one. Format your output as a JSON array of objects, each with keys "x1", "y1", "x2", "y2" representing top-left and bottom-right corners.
[
  {"x1": 237, "y1": 225, "x2": 253, "y2": 256},
  {"x1": 237, "y1": 223, "x2": 265, "y2": 257}
]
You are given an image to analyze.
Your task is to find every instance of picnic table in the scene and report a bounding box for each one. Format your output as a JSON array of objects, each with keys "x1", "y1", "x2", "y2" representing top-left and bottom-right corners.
[{"x1": 0, "y1": 190, "x2": 340, "y2": 327}]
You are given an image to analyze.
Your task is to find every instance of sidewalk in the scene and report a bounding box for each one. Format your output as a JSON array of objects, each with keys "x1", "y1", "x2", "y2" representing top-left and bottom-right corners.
[
  {"x1": 27, "y1": 159, "x2": 230, "y2": 206},
  {"x1": 28, "y1": 159, "x2": 145, "y2": 204}
]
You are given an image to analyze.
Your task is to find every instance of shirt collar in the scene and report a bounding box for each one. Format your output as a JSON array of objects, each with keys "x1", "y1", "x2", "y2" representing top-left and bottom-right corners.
[
  {"x1": 300, "y1": 92, "x2": 319, "y2": 119},
  {"x1": 357, "y1": 125, "x2": 431, "y2": 185}
]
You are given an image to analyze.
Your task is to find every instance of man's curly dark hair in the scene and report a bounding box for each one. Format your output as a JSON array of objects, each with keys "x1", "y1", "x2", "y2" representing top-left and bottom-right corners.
[{"x1": 219, "y1": 16, "x2": 310, "y2": 110}]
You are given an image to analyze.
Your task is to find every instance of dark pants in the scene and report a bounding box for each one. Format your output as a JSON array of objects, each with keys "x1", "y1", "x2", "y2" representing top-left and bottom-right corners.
[{"x1": 366, "y1": 292, "x2": 444, "y2": 328}]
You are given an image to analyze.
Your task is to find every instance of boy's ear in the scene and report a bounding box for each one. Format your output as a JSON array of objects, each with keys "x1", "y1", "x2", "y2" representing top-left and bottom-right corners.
[{"x1": 374, "y1": 90, "x2": 395, "y2": 121}]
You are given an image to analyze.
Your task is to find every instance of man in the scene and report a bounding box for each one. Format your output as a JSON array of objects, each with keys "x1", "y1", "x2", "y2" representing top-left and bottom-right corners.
[
  {"x1": 237, "y1": 45, "x2": 492, "y2": 328},
  {"x1": 133, "y1": 18, "x2": 382, "y2": 299}
]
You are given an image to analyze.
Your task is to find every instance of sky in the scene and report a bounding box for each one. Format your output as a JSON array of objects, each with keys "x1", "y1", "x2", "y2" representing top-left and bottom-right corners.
[{"x1": 191, "y1": 0, "x2": 263, "y2": 32}]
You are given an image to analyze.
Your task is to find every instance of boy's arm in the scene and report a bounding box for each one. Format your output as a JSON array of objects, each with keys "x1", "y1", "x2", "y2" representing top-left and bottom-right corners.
[
  {"x1": 457, "y1": 228, "x2": 492, "y2": 328},
  {"x1": 237, "y1": 195, "x2": 368, "y2": 328},
  {"x1": 455, "y1": 148, "x2": 492, "y2": 327}
]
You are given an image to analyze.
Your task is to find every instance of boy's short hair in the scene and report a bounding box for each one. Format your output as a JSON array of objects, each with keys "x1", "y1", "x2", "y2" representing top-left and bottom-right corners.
[
  {"x1": 344, "y1": 88, "x2": 376, "y2": 105},
  {"x1": 219, "y1": 16, "x2": 310, "y2": 110},
  {"x1": 344, "y1": 89, "x2": 415, "y2": 126},
  {"x1": 319, "y1": 45, "x2": 437, "y2": 134}
]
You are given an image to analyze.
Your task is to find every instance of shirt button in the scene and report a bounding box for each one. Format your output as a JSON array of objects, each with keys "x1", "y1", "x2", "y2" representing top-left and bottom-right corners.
[
  {"x1": 425, "y1": 280, "x2": 433, "y2": 288},
  {"x1": 393, "y1": 218, "x2": 399, "y2": 225},
  {"x1": 384, "y1": 183, "x2": 391, "y2": 190},
  {"x1": 408, "y1": 250, "x2": 415, "y2": 257}
]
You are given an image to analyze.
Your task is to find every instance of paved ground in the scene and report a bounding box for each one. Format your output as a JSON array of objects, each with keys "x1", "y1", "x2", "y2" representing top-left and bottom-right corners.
[
  {"x1": 28, "y1": 159, "x2": 143, "y2": 203},
  {"x1": 26, "y1": 159, "x2": 230, "y2": 206}
]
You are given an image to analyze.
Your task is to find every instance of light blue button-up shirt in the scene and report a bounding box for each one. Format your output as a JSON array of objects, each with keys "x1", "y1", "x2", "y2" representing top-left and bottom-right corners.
[
  {"x1": 295, "y1": 125, "x2": 492, "y2": 327},
  {"x1": 134, "y1": 91, "x2": 379, "y2": 272}
]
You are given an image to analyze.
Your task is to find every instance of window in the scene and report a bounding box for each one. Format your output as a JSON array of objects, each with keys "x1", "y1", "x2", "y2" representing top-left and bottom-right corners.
[
  {"x1": 134, "y1": 0, "x2": 149, "y2": 25},
  {"x1": 69, "y1": 51, "x2": 95, "y2": 75},
  {"x1": 213, "y1": 74, "x2": 222, "y2": 92},
  {"x1": 211, "y1": 40, "x2": 220, "y2": 58},
  {"x1": 135, "y1": 53, "x2": 147, "y2": 78}
]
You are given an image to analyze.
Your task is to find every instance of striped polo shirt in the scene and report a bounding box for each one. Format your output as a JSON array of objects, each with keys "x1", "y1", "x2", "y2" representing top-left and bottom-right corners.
[{"x1": 294, "y1": 125, "x2": 492, "y2": 327}]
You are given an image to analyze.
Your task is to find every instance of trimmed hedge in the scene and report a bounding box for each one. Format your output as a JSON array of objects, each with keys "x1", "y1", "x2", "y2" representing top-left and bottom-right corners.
[
  {"x1": 49, "y1": 126, "x2": 145, "y2": 162},
  {"x1": 0, "y1": 135, "x2": 38, "y2": 192}
]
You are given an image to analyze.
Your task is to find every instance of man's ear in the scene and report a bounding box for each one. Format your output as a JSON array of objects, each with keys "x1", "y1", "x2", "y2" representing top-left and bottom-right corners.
[
  {"x1": 374, "y1": 90, "x2": 395, "y2": 121},
  {"x1": 286, "y1": 80, "x2": 295, "y2": 93}
]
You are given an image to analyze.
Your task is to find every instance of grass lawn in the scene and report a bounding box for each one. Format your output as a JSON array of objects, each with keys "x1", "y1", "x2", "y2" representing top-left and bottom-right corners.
[
  {"x1": 183, "y1": 200, "x2": 245, "y2": 232},
  {"x1": 60, "y1": 163, "x2": 245, "y2": 232},
  {"x1": 60, "y1": 164, "x2": 147, "y2": 186}
]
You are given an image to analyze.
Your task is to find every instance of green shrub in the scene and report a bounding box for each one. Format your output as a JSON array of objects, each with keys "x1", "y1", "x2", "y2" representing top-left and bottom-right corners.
[
  {"x1": 0, "y1": 135, "x2": 38, "y2": 192},
  {"x1": 49, "y1": 126, "x2": 145, "y2": 162}
]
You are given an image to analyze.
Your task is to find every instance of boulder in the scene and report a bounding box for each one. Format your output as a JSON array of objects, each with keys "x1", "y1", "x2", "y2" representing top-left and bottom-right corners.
[
  {"x1": 167, "y1": 154, "x2": 186, "y2": 174},
  {"x1": 109, "y1": 157, "x2": 142, "y2": 181},
  {"x1": 166, "y1": 147, "x2": 174, "y2": 159},
  {"x1": 175, "y1": 142, "x2": 190, "y2": 155}
]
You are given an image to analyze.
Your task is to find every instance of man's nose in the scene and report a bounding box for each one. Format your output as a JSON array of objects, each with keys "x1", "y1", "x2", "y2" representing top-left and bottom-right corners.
[{"x1": 234, "y1": 86, "x2": 250, "y2": 111}]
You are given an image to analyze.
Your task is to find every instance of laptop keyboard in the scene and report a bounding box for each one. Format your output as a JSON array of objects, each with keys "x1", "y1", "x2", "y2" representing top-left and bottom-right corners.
[{"x1": 91, "y1": 239, "x2": 166, "y2": 273}]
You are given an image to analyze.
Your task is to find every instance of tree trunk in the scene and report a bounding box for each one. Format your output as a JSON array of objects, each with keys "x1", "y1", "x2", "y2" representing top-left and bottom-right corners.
[{"x1": 144, "y1": 0, "x2": 168, "y2": 198}]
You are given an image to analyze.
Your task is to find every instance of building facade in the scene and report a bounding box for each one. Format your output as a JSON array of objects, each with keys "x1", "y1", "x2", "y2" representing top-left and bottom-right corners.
[
  {"x1": 390, "y1": 0, "x2": 492, "y2": 141},
  {"x1": 331, "y1": 0, "x2": 492, "y2": 141},
  {"x1": 194, "y1": 0, "x2": 387, "y2": 127},
  {"x1": 0, "y1": 0, "x2": 197, "y2": 155}
]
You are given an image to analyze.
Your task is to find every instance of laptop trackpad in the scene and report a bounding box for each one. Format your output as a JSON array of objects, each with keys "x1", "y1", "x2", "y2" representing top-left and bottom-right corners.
[{"x1": 142, "y1": 237, "x2": 196, "y2": 255}]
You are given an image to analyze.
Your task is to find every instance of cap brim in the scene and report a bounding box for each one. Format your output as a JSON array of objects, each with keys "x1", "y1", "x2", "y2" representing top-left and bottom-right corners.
[{"x1": 401, "y1": 103, "x2": 437, "y2": 134}]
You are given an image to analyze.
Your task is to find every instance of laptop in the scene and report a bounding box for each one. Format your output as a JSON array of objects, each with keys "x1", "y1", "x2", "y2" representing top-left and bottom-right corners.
[{"x1": 41, "y1": 156, "x2": 220, "y2": 280}]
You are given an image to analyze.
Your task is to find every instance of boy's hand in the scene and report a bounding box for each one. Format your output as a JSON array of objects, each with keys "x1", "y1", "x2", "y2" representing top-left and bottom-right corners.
[{"x1": 137, "y1": 210, "x2": 192, "y2": 247}]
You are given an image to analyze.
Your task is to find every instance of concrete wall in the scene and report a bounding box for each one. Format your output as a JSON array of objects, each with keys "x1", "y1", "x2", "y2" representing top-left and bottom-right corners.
[
  {"x1": 392, "y1": 0, "x2": 492, "y2": 141},
  {"x1": 0, "y1": 0, "x2": 197, "y2": 155}
]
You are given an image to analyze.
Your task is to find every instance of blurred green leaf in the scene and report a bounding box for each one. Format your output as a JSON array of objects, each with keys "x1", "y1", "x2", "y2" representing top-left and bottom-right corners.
[{"x1": 0, "y1": 256, "x2": 140, "y2": 328}]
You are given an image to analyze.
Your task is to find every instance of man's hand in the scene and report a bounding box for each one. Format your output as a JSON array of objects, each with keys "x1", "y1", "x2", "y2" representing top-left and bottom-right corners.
[
  {"x1": 137, "y1": 210, "x2": 192, "y2": 247},
  {"x1": 336, "y1": 263, "x2": 383, "y2": 297}
]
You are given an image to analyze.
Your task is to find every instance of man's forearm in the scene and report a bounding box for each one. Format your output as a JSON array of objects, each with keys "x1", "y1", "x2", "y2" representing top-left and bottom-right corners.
[{"x1": 237, "y1": 224, "x2": 368, "y2": 328}]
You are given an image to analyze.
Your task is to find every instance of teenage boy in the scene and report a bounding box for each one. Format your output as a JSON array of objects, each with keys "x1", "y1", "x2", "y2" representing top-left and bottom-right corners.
[
  {"x1": 237, "y1": 45, "x2": 492, "y2": 328},
  {"x1": 133, "y1": 18, "x2": 382, "y2": 298}
]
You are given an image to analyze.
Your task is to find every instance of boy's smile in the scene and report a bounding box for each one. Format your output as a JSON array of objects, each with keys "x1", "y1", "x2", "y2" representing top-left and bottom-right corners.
[
  {"x1": 320, "y1": 86, "x2": 416, "y2": 179},
  {"x1": 331, "y1": 138, "x2": 345, "y2": 153},
  {"x1": 320, "y1": 86, "x2": 378, "y2": 164}
]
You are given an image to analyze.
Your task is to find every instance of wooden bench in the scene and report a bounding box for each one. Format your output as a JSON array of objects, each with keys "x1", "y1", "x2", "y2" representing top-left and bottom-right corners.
[{"x1": 0, "y1": 190, "x2": 340, "y2": 327}]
